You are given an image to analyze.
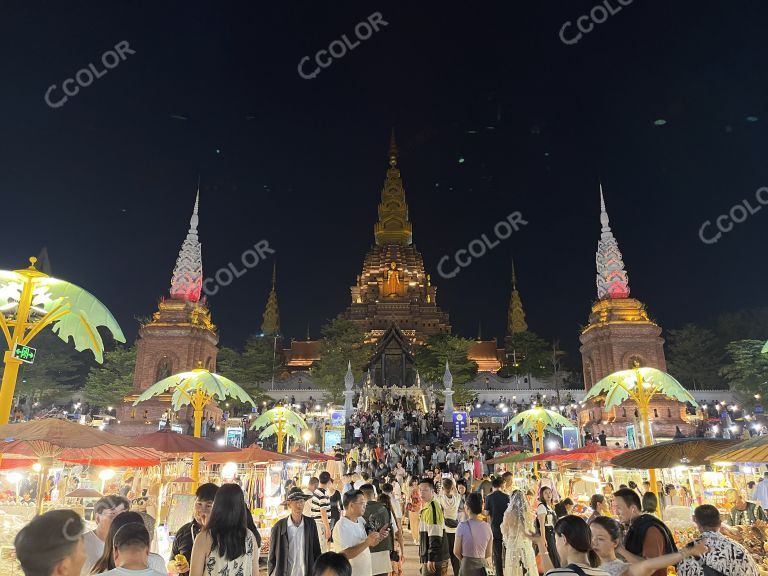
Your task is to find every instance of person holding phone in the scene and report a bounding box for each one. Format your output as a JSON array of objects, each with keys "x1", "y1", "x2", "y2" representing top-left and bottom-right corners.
[
  {"x1": 333, "y1": 490, "x2": 388, "y2": 576},
  {"x1": 360, "y1": 484, "x2": 392, "y2": 576}
]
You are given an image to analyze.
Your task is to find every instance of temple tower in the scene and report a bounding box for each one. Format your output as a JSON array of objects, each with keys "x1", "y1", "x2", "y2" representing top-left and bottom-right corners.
[
  {"x1": 347, "y1": 131, "x2": 451, "y2": 343},
  {"x1": 579, "y1": 187, "x2": 687, "y2": 438},
  {"x1": 261, "y1": 263, "x2": 280, "y2": 335},
  {"x1": 120, "y1": 191, "x2": 220, "y2": 429}
]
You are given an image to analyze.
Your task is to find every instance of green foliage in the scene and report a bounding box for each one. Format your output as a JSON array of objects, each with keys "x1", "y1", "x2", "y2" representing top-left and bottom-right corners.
[
  {"x1": 720, "y1": 339, "x2": 768, "y2": 405},
  {"x1": 666, "y1": 324, "x2": 723, "y2": 390},
  {"x1": 17, "y1": 330, "x2": 91, "y2": 404},
  {"x1": 714, "y1": 309, "x2": 768, "y2": 345},
  {"x1": 314, "y1": 316, "x2": 373, "y2": 403},
  {"x1": 216, "y1": 335, "x2": 281, "y2": 393},
  {"x1": 414, "y1": 334, "x2": 477, "y2": 385},
  {"x1": 499, "y1": 331, "x2": 550, "y2": 379},
  {"x1": 84, "y1": 344, "x2": 136, "y2": 408}
]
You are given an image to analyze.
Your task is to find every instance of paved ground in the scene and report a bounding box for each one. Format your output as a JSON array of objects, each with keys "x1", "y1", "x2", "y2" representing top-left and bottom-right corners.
[{"x1": 402, "y1": 527, "x2": 422, "y2": 576}]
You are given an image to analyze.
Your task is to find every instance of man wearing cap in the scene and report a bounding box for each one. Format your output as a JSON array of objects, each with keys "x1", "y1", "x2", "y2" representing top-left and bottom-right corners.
[{"x1": 268, "y1": 487, "x2": 322, "y2": 576}]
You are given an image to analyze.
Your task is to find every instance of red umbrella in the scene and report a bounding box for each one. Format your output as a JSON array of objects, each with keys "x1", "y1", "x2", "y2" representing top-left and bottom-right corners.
[
  {"x1": 521, "y1": 444, "x2": 629, "y2": 464},
  {"x1": 0, "y1": 440, "x2": 162, "y2": 467},
  {"x1": 205, "y1": 444, "x2": 294, "y2": 464},
  {"x1": 289, "y1": 450, "x2": 335, "y2": 462},
  {"x1": 132, "y1": 429, "x2": 241, "y2": 454},
  {"x1": 486, "y1": 451, "x2": 530, "y2": 464}
]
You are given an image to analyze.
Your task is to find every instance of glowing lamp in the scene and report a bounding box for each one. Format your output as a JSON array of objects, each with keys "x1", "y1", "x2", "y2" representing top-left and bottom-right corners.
[
  {"x1": 7, "y1": 473, "x2": 21, "y2": 484},
  {"x1": 221, "y1": 462, "x2": 238, "y2": 480},
  {"x1": 99, "y1": 469, "x2": 116, "y2": 481},
  {"x1": 216, "y1": 438, "x2": 226, "y2": 446},
  {"x1": 32, "y1": 463, "x2": 42, "y2": 473}
]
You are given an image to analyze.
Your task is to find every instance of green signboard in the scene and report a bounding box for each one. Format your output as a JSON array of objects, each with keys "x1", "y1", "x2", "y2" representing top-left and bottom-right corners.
[{"x1": 12, "y1": 344, "x2": 36, "y2": 364}]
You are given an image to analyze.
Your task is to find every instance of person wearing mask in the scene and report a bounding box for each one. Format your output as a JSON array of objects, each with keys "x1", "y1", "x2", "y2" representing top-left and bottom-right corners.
[
  {"x1": 724, "y1": 488, "x2": 767, "y2": 526},
  {"x1": 190, "y1": 484, "x2": 259, "y2": 576},
  {"x1": 418, "y1": 478, "x2": 451, "y2": 576},
  {"x1": 360, "y1": 484, "x2": 392, "y2": 576},
  {"x1": 90, "y1": 512, "x2": 165, "y2": 574},
  {"x1": 613, "y1": 488, "x2": 677, "y2": 576},
  {"x1": 332, "y1": 490, "x2": 388, "y2": 576},
  {"x1": 527, "y1": 515, "x2": 608, "y2": 576},
  {"x1": 453, "y1": 493, "x2": 492, "y2": 576},
  {"x1": 83, "y1": 496, "x2": 131, "y2": 576},
  {"x1": 99, "y1": 523, "x2": 164, "y2": 576},
  {"x1": 269, "y1": 487, "x2": 321, "y2": 576},
  {"x1": 168, "y1": 483, "x2": 218, "y2": 576},
  {"x1": 483, "y1": 477, "x2": 509, "y2": 576},
  {"x1": 311, "y1": 552, "x2": 352, "y2": 576},
  {"x1": 676, "y1": 505, "x2": 759, "y2": 576},
  {"x1": 15, "y1": 510, "x2": 87, "y2": 576},
  {"x1": 311, "y1": 472, "x2": 334, "y2": 553},
  {"x1": 589, "y1": 516, "x2": 707, "y2": 576},
  {"x1": 438, "y1": 478, "x2": 461, "y2": 576},
  {"x1": 536, "y1": 486, "x2": 560, "y2": 568}
]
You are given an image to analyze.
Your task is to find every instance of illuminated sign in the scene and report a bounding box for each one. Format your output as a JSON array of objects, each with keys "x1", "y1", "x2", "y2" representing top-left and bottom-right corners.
[{"x1": 12, "y1": 344, "x2": 36, "y2": 364}]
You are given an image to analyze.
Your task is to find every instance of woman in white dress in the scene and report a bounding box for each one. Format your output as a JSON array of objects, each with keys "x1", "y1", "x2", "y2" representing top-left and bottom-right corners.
[
  {"x1": 501, "y1": 490, "x2": 538, "y2": 576},
  {"x1": 190, "y1": 484, "x2": 259, "y2": 576}
]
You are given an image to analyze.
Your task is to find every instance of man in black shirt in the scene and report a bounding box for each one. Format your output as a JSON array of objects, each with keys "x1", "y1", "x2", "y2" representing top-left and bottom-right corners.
[
  {"x1": 168, "y1": 483, "x2": 219, "y2": 576},
  {"x1": 484, "y1": 477, "x2": 509, "y2": 576},
  {"x1": 598, "y1": 430, "x2": 607, "y2": 446}
]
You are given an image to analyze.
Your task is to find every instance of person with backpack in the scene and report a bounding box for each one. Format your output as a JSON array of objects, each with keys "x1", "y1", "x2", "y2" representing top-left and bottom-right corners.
[{"x1": 437, "y1": 478, "x2": 461, "y2": 576}]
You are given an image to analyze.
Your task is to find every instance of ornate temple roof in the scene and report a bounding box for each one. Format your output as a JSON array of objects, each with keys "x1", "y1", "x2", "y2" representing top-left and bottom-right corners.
[
  {"x1": 170, "y1": 190, "x2": 203, "y2": 302},
  {"x1": 261, "y1": 262, "x2": 280, "y2": 335},
  {"x1": 283, "y1": 340, "x2": 321, "y2": 368},
  {"x1": 595, "y1": 185, "x2": 630, "y2": 300},
  {"x1": 373, "y1": 130, "x2": 413, "y2": 246},
  {"x1": 507, "y1": 258, "x2": 528, "y2": 334}
]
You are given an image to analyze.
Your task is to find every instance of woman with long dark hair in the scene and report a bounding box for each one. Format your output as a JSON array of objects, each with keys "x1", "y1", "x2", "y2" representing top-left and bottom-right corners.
[
  {"x1": 536, "y1": 486, "x2": 560, "y2": 568},
  {"x1": 90, "y1": 512, "x2": 166, "y2": 574},
  {"x1": 528, "y1": 515, "x2": 607, "y2": 576},
  {"x1": 190, "y1": 484, "x2": 259, "y2": 576}
]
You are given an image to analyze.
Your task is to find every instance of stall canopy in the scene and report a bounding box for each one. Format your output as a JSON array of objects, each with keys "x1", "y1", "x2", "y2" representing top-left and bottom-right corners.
[
  {"x1": 610, "y1": 438, "x2": 742, "y2": 469},
  {"x1": 706, "y1": 434, "x2": 768, "y2": 463},
  {"x1": 486, "y1": 451, "x2": 532, "y2": 464},
  {"x1": 289, "y1": 449, "x2": 335, "y2": 462},
  {"x1": 133, "y1": 429, "x2": 241, "y2": 454},
  {"x1": 521, "y1": 444, "x2": 629, "y2": 464},
  {"x1": 205, "y1": 443, "x2": 295, "y2": 464},
  {"x1": 0, "y1": 419, "x2": 139, "y2": 456}
]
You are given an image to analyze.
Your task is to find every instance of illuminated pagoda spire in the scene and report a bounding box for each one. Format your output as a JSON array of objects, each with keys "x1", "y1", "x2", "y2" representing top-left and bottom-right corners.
[
  {"x1": 261, "y1": 262, "x2": 280, "y2": 335},
  {"x1": 373, "y1": 129, "x2": 413, "y2": 246},
  {"x1": 507, "y1": 258, "x2": 528, "y2": 335},
  {"x1": 169, "y1": 189, "x2": 203, "y2": 302},
  {"x1": 595, "y1": 184, "x2": 630, "y2": 299}
]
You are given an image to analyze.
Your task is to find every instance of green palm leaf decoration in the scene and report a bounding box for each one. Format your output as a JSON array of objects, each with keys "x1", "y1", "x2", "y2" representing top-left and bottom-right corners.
[
  {"x1": 504, "y1": 407, "x2": 572, "y2": 436},
  {"x1": 761, "y1": 340, "x2": 768, "y2": 354},
  {"x1": 0, "y1": 273, "x2": 125, "y2": 362},
  {"x1": 134, "y1": 369, "x2": 255, "y2": 411},
  {"x1": 257, "y1": 422, "x2": 303, "y2": 441},
  {"x1": 250, "y1": 406, "x2": 307, "y2": 432},
  {"x1": 585, "y1": 366, "x2": 695, "y2": 412}
]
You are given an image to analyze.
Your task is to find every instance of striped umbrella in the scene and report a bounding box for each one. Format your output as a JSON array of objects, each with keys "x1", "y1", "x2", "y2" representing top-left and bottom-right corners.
[
  {"x1": 522, "y1": 444, "x2": 628, "y2": 465},
  {"x1": 610, "y1": 438, "x2": 742, "y2": 469},
  {"x1": 706, "y1": 434, "x2": 768, "y2": 463},
  {"x1": 485, "y1": 451, "x2": 531, "y2": 464}
]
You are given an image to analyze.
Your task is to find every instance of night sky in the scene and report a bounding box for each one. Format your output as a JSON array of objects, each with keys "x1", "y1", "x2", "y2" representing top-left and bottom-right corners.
[{"x1": 3, "y1": 2, "x2": 768, "y2": 361}]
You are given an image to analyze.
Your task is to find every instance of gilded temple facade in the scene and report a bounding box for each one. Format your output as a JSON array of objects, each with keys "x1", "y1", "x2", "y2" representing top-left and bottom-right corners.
[{"x1": 347, "y1": 132, "x2": 451, "y2": 344}]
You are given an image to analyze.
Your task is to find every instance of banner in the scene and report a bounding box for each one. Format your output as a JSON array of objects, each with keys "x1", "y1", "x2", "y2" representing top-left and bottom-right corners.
[{"x1": 453, "y1": 411, "x2": 468, "y2": 439}]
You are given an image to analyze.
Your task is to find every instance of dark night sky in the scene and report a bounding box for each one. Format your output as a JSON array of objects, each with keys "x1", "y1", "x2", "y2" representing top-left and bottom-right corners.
[{"x1": 3, "y1": 1, "x2": 768, "y2": 361}]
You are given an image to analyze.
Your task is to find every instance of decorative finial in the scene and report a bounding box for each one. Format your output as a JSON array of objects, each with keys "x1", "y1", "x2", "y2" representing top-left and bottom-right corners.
[
  {"x1": 170, "y1": 190, "x2": 204, "y2": 302},
  {"x1": 271, "y1": 261, "x2": 277, "y2": 288},
  {"x1": 511, "y1": 257, "x2": 518, "y2": 289},
  {"x1": 595, "y1": 184, "x2": 630, "y2": 299},
  {"x1": 443, "y1": 361, "x2": 453, "y2": 390},
  {"x1": 28, "y1": 256, "x2": 37, "y2": 269},
  {"x1": 388, "y1": 128, "x2": 398, "y2": 167},
  {"x1": 477, "y1": 321, "x2": 482, "y2": 341}
]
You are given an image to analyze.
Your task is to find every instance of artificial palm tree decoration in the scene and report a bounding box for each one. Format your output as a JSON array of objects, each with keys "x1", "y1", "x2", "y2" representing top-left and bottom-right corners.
[
  {"x1": 250, "y1": 404, "x2": 308, "y2": 453},
  {"x1": 504, "y1": 406, "x2": 573, "y2": 455},
  {"x1": 584, "y1": 363, "x2": 695, "y2": 446},
  {"x1": 134, "y1": 367, "x2": 254, "y2": 483},
  {"x1": 0, "y1": 257, "x2": 125, "y2": 423}
]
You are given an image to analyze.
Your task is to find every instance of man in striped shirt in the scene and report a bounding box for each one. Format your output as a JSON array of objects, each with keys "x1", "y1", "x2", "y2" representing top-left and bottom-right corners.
[{"x1": 311, "y1": 471, "x2": 333, "y2": 552}]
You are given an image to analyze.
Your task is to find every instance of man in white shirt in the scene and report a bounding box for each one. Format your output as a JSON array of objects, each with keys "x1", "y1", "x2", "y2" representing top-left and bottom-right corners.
[
  {"x1": 82, "y1": 495, "x2": 130, "y2": 576},
  {"x1": 268, "y1": 488, "x2": 321, "y2": 576},
  {"x1": 332, "y1": 489, "x2": 388, "y2": 576}
]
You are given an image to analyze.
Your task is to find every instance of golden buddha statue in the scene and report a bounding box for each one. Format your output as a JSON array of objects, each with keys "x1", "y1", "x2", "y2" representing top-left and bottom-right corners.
[{"x1": 384, "y1": 261, "x2": 405, "y2": 297}]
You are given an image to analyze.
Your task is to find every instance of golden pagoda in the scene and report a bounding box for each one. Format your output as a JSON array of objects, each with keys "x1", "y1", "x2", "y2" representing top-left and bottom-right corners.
[
  {"x1": 261, "y1": 262, "x2": 280, "y2": 335},
  {"x1": 347, "y1": 131, "x2": 451, "y2": 344}
]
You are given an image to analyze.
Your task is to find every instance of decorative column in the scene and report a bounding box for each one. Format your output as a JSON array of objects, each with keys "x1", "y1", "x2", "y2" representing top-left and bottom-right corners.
[
  {"x1": 343, "y1": 361, "x2": 355, "y2": 415},
  {"x1": 443, "y1": 361, "x2": 454, "y2": 423}
]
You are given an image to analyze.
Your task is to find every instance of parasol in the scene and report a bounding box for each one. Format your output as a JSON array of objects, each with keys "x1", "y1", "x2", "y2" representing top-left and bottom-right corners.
[
  {"x1": 205, "y1": 443, "x2": 295, "y2": 464},
  {"x1": 132, "y1": 429, "x2": 241, "y2": 454},
  {"x1": 584, "y1": 366, "x2": 696, "y2": 411},
  {"x1": 485, "y1": 451, "x2": 532, "y2": 465},
  {"x1": 504, "y1": 407, "x2": 572, "y2": 434},
  {"x1": 169, "y1": 476, "x2": 195, "y2": 483},
  {"x1": 289, "y1": 449, "x2": 335, "y2": 462},
  {"x1": 521, "y1": 444, "x2": 629, "y2": 464},
  {"x1": 610, "y1": 438, "x2": 742, "y2": 469},
  {"x1": 706, "y1": 434, "x2": 768, "y2": 463}
]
